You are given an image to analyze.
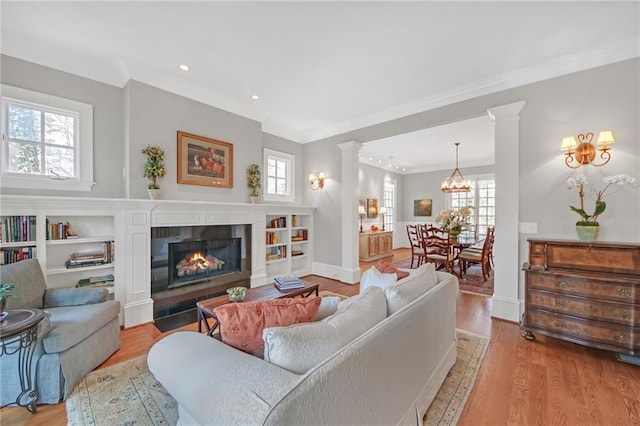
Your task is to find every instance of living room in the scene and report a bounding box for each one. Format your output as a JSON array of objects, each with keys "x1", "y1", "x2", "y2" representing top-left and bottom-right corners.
[{"x1": 1, "y1": 2, "x2": 639, "y2": 425}]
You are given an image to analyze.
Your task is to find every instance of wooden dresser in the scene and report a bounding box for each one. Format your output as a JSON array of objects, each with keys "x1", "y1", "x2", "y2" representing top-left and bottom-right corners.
[
  {"x1": 522, "y1": 239, "x2": 640, "y2": 355},
  {"x1": 359, "y1": 231, "x2": 393, "y2": 262}
]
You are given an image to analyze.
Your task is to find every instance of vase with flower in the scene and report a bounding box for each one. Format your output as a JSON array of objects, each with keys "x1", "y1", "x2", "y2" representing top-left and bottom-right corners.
[
  {"x1": 435, "y1": 206, "x2": 473, "y2": 241},
  {"x1": 567, "y1": 173, "x2": 637, "y2": 242},
  {"x1": 246, "y1": 163, "x2": 261, "y2": 203},
  {"x1": 0, "y1": 282, "x2": 17, "y2": 321},
  {"x1": 142, "y1": 145, "x2": 166, "y2": 199}
]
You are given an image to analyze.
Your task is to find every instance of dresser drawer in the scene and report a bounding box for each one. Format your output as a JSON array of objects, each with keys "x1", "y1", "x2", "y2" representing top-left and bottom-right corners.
[
  {"x1": 527, "y1": 271, "x2": 638, "y2": 303},
  {"x1": 525, "y1": 309, "x2": 639, "y2": 351},
  {"x1": 527, "y1": 289, "x2": 640, "y2": 326}
]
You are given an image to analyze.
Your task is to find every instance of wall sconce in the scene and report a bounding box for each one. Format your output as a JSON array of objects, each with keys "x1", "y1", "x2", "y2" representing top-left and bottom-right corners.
[
  {"x1": 561, "y1": 130, "x2": 615, "y2": 169},
  {"x1": 358, "y1": 205, "x2": 366, "y2": 233},
  {"x1": 309, "y1": 172, "x2": 325, "y2": 190},
  {"x1": 379, "y1": 206, "x2": 387, "y2": 231}
]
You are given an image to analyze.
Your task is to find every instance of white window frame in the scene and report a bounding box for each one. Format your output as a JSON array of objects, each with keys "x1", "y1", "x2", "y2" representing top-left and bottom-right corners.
[
  {"x1": 263, "y1": 148, "x2": 295, "y2": 202},
  {"x1": 446, "y1": 173, "x2": 495, "y2": 239},
  {"x1": 1, "y1": 84, "x2": 94, "y2": 191},
  {"x1": 383, "y1": 178, "x2": 395, "y2": 232}
]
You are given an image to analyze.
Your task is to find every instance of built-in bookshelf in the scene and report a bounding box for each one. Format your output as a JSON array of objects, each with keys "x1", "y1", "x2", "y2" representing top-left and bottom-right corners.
[
  {"x1": 45, "y1": 215, "x2": 115, "y2": 288},
  {"x1": 265, "y1": 213, "x2": 312, "y2": 281},
  {"x1": 0, "y1": 215, "x2": 37, "y2": 264}
]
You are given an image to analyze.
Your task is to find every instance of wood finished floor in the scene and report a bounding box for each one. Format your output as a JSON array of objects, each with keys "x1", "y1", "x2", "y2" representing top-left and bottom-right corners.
[{"x1": 3, "y1": 248, "x2": 639, "y2": 425}]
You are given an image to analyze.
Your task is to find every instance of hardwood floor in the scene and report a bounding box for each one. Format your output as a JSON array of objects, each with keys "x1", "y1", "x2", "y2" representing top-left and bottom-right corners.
[{"x1": 3, "y1": 249, "x2": 639, "y2": 425}]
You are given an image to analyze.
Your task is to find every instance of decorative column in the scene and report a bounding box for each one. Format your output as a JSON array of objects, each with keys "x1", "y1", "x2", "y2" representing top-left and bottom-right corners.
[
  {"x1": 338, "y1": 141, "x2": 362, "y2": 284},
  {"x1": 487, "y1": 100, "x2": 526, "y2": 322}
]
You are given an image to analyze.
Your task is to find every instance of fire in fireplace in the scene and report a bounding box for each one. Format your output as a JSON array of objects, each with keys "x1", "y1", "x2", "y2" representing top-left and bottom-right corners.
[{"x1": 168, "y1": 238, "x2": 241, "y2": 289}]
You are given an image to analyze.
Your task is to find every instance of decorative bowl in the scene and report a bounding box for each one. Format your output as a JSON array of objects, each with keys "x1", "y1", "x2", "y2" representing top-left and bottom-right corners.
[{"x1": 227, "y1": 286, "x2": 247, "y2": 302}]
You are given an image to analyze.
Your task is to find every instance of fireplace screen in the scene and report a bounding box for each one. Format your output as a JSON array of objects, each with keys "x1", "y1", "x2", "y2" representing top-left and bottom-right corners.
[{"x1": 168, "y1": 238, "x2": 242, "y2": 289}]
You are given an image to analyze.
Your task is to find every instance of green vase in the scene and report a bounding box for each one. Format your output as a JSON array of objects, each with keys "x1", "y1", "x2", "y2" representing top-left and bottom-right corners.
[{"x1": 576, "y1": 225, "x2": 599, "y2": 242}]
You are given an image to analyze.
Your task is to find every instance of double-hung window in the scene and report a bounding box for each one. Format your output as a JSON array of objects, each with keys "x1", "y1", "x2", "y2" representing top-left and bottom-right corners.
[
  {"x1": 448, "y1": 175, "x2": 495, "y2": 239},
  {"x1": 1, "y1": 85, "x2": 94, "y2": 191},
  {"x1": 263, "y1": 148, "x2": 294, "y2": 202},
  {"x1": 383, "y1": 179, "x2": 395, "y2": 231}
]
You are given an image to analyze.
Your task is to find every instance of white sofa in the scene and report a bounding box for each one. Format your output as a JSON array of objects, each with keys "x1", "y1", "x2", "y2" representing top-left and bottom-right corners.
[{"x1": 148, "y1": 265, "x2": 458, "y2": 425}]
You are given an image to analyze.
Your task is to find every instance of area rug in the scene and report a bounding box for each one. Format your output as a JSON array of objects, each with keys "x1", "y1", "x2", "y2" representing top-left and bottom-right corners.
[
  {"x1": 392, "y1": 260, "x2": 494, "y2": 296},
  {"x1": 66, "y1": 329, "x2": 488, "y2": 426}
]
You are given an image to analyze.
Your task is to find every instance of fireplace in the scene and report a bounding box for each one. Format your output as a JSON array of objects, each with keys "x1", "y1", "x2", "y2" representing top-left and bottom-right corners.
[{"x1": 168, "y1": 238, "x2": 241, "y2": 289}]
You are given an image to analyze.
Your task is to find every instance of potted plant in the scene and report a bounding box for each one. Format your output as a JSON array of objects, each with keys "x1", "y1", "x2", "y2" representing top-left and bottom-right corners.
[
  {"x1": 0, "y1": 282, "x2": 17, "y2": 319},
  {"x1": 142, "y1": 145, "x2": 166, "y2": 199},
  {"x1": 246, "y1": 163, "x2": 261, "y2": 203},
  {"x1": 567, "y1": 173, "x2": 637, "y2": 242}
]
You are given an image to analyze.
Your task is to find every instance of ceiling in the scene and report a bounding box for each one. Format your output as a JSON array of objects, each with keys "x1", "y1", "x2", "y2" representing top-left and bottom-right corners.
[{"x1": 2, "y1": 2, "x2": 638, "y2": 173}]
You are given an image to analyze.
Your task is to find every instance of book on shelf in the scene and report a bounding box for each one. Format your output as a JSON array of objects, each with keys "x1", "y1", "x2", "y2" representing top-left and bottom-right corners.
[
  {"x1": 291, "y1": 250, "x2": 304, "y2": 256},
  {"x1": 0, "y1": 246, "x2": 37, "y2": 265},
  {"x1": 1, "y1": 216, "x2": 36, "y2": 243},
  {"x1": 77, "y1": 274, "x2": 114, "y2": 288}
]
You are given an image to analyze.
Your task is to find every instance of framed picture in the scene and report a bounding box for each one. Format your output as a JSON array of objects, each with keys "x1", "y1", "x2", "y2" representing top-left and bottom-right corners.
[
  {"x1": 177, "y1": 131, "x2": 233, "y2": 188},
  {"x1": 414, "y1": 199, "x2": 432, "y2": 216},
  {"x1": 367, "y1": 198, "x2": 378, "y2": 218}
]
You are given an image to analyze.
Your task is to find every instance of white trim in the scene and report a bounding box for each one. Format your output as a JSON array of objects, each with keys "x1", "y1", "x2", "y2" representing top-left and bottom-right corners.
[
  {"x1": 262, "y1": 148, "x2": 295, "y2": 203},
  {"x1": 0, "y1": 84, "x2": 94, "y2": 192}
]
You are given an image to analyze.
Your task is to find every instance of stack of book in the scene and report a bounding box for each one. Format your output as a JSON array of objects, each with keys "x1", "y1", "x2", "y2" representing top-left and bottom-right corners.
[
  {"x1": 274, "y1": 274, "x2": 304, "y2": 290},
  {"x1": 77, "y1": 274, "x2": 114, "y2": 289},
  {"x1": 65, "y1": 251, "x2": 106, "y2": 268}
]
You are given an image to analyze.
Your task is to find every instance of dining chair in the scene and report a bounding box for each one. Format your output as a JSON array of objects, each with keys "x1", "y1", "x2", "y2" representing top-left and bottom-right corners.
[
  {"x1": 406, "y1": 224, "x2": 427, "y2": 268},
  {"x1": 458, "y1": 227, "x2": 494, "y2": 281},
  {"x1": 422, "y1": 225, "x2": 457, "y2": 275}
]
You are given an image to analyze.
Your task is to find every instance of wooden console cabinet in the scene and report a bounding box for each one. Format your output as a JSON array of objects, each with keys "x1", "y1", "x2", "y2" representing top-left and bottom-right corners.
[
  {"x1": 359, "y1": 231, "x2": 393, "y2": 262},
  {"x1": 522, "y1": 239, "x2": 640, "y2": 355}
]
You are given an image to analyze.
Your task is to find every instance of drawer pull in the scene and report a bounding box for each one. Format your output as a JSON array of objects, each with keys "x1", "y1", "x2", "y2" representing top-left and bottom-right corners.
[
  {"x1": 555, "y1": 321, "x2": 568, "y2": 329},
  {"x1": 618, "y1": 312, "x2": 630, "y2": 320},
  {"x1": 615, "y1": 333, "x2": 630, "y2": 342},
  {"x1": 619, "y1": 288, "x2": 631, "y2": 297},
  {"x1": 556, "y1": 281, "x2": 569, "y2": 289},
  {"x1": 556, "y1": 300, "x2": 567, "y2": 308}
]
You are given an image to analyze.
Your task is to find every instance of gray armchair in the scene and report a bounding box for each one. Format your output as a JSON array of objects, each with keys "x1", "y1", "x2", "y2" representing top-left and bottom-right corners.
[{"x1": 0, "y1": 259, "x2": 120, "y2": 405}]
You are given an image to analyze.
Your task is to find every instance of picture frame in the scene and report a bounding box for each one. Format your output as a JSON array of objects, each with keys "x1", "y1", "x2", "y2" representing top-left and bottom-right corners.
[
  {"x1": 414, "y1": 199, "x2": 432, "y2": 216},
  {"x1": 177, "y1": 131, "x2": 233, "y2": 188},
  {"x1": 367, "y1": 198, "x2": 378, "y2": 218}
]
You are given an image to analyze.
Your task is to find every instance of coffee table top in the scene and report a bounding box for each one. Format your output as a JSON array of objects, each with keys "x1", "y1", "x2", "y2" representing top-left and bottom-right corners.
[{"x1": 196, "y1": 280, "x2": 319, "y2": 315}]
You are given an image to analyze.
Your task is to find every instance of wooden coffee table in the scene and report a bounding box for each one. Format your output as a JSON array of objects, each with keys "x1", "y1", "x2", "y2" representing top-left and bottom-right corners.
[{"x1": 196, "y1": 281, "x2": 319, "y2": 337}]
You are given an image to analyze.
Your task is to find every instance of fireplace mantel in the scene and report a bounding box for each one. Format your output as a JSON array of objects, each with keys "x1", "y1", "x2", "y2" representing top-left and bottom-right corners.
[{"x1": 0, "y1": 195, "x2": 314, "y2": 327}]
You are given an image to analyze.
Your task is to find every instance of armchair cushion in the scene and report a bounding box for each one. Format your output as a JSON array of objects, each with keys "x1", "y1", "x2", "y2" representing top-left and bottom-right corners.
[
  {"x1": 44, "y1": 287, "x2": 108, "y2": 307},
  {"x1": 1, "y1": 258, "x2": 46, "y2": 309},
  {"x1": 43, "y1": 301, "x2": 120, "y2": 353}
]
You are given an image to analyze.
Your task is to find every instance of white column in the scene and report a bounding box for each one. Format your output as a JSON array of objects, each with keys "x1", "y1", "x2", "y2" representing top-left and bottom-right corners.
[
  {"x1": 338, "y1": 141, "x2": 362, "y2": 284},
  {"x1": 487, "y1": 101, "x2": 526, "y2": 322}
]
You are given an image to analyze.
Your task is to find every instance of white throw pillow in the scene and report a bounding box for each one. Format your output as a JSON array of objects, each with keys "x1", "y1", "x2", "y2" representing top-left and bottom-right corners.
[
  {"x1": 263, "y1": 286, "x2": 386, "y2": 374},
  {"x1": 359, "y1": 266, "x2": 398, "y2": 294},
  {"x1": 384, "y1": 262, "x2": 439, "y2": 315},
  {"x1": 316, "y1": 296, "x2": 341, "y2": 320}
]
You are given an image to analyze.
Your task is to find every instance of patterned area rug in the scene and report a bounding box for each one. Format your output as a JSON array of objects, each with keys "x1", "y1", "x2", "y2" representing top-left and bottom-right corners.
[
  {"x1": 392, "y1": 259, "x2": 494, "y2": 296},
  {"x1": 66, "y1": 330, "x2": 488, "y2": 426}
]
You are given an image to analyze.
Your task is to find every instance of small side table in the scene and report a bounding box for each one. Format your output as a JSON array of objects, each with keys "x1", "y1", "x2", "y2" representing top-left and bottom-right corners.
[{"x1": 0, "y1": 308, "x2": 45, "y2": 413}]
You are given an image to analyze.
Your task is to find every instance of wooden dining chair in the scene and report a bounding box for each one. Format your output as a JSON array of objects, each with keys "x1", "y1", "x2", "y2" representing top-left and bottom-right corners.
[
  {"x1": 458, "y1": 227, "x2": 494, "y2": 281},
  {"x1": 422, "y1": 225, "x2": 457, "y2": 275},
  {"x1": 406, "y1": 224, "x2": 427, "y2": 268}
]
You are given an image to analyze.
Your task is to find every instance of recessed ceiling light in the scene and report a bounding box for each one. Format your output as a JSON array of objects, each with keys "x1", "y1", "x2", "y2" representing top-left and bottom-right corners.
[
  {"x1": 179, "y1": 64, "x2": 190, "y2": 71},
  {"x1": 378, "y1": 160, "x2": 382, "y2": 164},
  {"x1": 402, "y1": 168, "x2": 406, "y2": 172},
  {"x1": 369, "y1": 156, "x2": 374, "y2": 161},
  {"x1": 251, "y1": 95, "x2": 260, "y2": 100}
]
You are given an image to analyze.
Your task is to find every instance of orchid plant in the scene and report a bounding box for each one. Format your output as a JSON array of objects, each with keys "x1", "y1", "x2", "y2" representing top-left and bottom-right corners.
[{"x1": 567, "y1": 173, "x2": 637, "y2": 226}]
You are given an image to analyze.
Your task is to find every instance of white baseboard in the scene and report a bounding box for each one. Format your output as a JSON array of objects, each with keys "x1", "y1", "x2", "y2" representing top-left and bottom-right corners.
[
  {"x1": 490, "y1": 295, "x2": 521, "y2": 322},
  {"x1": 312, "y1": 261, "x2": 361, "y2": 285},
  {"x1": 123, "y1": 298, "x2": 154, "y2": 328}
]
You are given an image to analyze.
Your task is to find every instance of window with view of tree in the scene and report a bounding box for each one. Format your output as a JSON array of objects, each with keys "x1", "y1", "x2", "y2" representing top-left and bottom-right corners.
[
  {"x1": 448, "y1": 177, "x2": 495, "y2": 239},
  {"x1": 1, "y1": 84, "x2": 93, "y2": 191},
  {"x1": 263, "y1": 148, "x2": 294, "y2": 202},
  {"x1": 5, "y1": 101, "x2": 77, "y2": 178}
]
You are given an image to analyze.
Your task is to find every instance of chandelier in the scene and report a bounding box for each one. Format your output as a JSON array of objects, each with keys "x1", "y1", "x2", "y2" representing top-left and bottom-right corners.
[{"x1": 441, "y1": 142, "x2": 470, "y2": 193}]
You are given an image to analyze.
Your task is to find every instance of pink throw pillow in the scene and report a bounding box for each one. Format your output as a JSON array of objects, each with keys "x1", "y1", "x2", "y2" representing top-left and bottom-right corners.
[
  {"x1": 213, "y1": 297, "x2": 321, "y2": 357},
  {"x1": 374, "y1": 261, "x2": 410, "y2": 280}
]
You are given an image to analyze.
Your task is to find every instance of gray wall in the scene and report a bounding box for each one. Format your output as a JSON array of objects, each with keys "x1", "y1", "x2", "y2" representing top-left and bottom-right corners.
[
  {"x1": 358, "y1": 162, "x2": 401, "y2": 230},
  {"x1": 304, "y1": 58, "x2": 640, "y2": 270},
  {"x1": 1, "y1": 55, "x2": 125, "y2": 198},
  {"x1": 1, "y1": 56, "x2": 305, "y2": 204},
  {"x1": 402, "y1": 165, "x2": 494, "y2": 224}
]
